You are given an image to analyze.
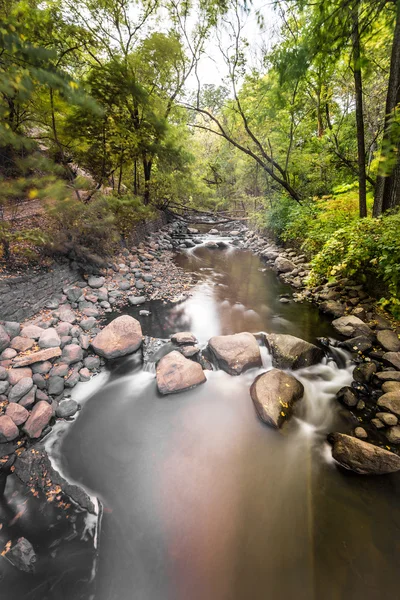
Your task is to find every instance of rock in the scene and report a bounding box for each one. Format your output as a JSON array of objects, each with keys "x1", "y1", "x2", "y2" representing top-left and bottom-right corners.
[
  {"x1": 274, "y1": 256, "x2": 296, "y2": 273},
  {"x1": 354, "y1": 427, "x2": 368, "y2": 439},
  {"x1": 56, "y1": 399, "x2": 78, "y2": 418},
  {"x1": 332, "y1": 316, "x2": 373, "y2": 338},
  {"x1": 0, "y1": 325, "x2": 11, "y2": 353},
  {"x1": 88, "y1": 276, "x2": 105, "y2": 289},
  {"x1": 377, "y1": 392, "x2": 400, "y2": 416},
  {"x1": 19, "y1": 386, "x2": 37, "y2": 408},
  {"x1": 180, "y1": 346, "x2": 200, "y2": 358},
  {"x1": 250, "y1": 368, "x2": 304, "y2": 429},
  {"x1": 8, "y1": 377, "x2": 33, "y2": 402},
  {"x1": 320, "y1": 300, "x2": 346, "y2": 318},
  {"x1": 32, "y1": 361, "x2": 52, "y2": 375},
  {"x1": 265, "y1": 333, "x2": 324, "y2": 370},
  {"x1": 80, "y1": 317, "x2": 97, "y2": 331},
  {"x1": 156, "y1": 351, "x2": 206, "y2": 395},
  {"x1": 5, "y1": 538, "x2": 36, "y2": 573},
  {"x1": 386, "y1": 426, "x2": 400, "y2": 443},
  {"x1": 3, "y1": 321, "x2": 20, "y2": 339},
  {"x1": 128, "y1": 296, "x2": 146, "y2": 306},
  {"x1": 353, "y1": 362, "x2": 377, "y2": 383},
  {"x1": 376, "y1": 412, "x2": 398, "y2": 426},
  {"x1": 10, "y1": 336, "x2": 35, "y2": 352},
  {"x1": 58, "y1": 307, "x2": 77, "y2": 324},
  {"x1": 20, "y1": 325, "x2": 43, "y2": 339},
  {"x1": 65, "y1": 370, "x2": 80, "y2": 388},
  {"x1": 208, "y1": 332, "x2": 261, "y2": 375},
  {"x1": 0, "y1": 348, "x2": 17, "y2": 360},
  {"x1": 48, "y1": 376, "x2": 65, "y2": 396},
  {"x1": 0, "y1": 415, "x2": 19, "y2": 442},
  {"x1": 382, "y1": 352, "x2": 400, "y2": 370},
  {"x1": 12, "y1": 347, "x2": 62, "y2": 367},
  {"x1": 171, "y1": 332, "x2": 197, "y2": 345},
  {"x1": 79, "y1": 333, "x2": 90, "y2": 349},
  {"x1": 56, "y1": 322, "x2": 73, "y2": 336},
  {"x1": 62, "y1": 344, "x2": 84, "y2": 364},
  {"x1": 339, "y1": 336, "x2": 373, "y2": 353},
  {"x1": 8, "y1": 367, "x2": 33, "y2": 385},
  {"x1": 371, "y1": 418, "x2": 385, "y2": 429},
  {"x1": 357, "y1": 399, "x2": 366, "y2": 411},
  {"x1": 23, "y1": 401, "x2": 53, "y2": 438},
  {"x1": 50, "y1": 364, "x2": 69, "y2": 377},
  {"x1": 5, "y1": 402, "x2": 29, "y2": 426},
  {"x1": 91, "y1": 315, "x2": 143, "y2": 359},
  {"x1": 32, "y1": 373, "x2": 46, "y2": 389},
  {"x1": 79, "y1": 367, "x2": 91, "y2": 381},
  {"x1": 84, "y1": 356, "x2": 100, "y2": 370},
  {"x1": 336, "y1": 386, "x2": 358, "y2": 407},
  {"x1": 374, "y1": 371, "x2": 400, "y2": 383},
  {"x1": 38, "y1": 328, "x2": 61, "y2": 349},
  {"x1": 377, "y1": 330, "x2": 400, "y2": 352},
  {"x1": 382, "y1": 381, "x2": 400, "y2": 393},
  {"x1": 329, "y1": 432, "x2": 400, "y2": 474}
]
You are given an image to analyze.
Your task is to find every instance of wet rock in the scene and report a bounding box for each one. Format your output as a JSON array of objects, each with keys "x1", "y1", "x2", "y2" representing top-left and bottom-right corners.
[
  {"x1": 56, "y1": 399, "x2": 78, "y2": 418},
  {"x1": 180, "y1": 346, "x2": 200, "y2": 358},
  {"x1": 84, "y1": 356, "x2": 100, "y2": 371},
  {"x1": 156, "y1": 350, "x2": 206, "y2": 395},
  {"x1": 65, "y1": 369, "x2": 80, "y2": 388},
  {"x1": 79, "y1": 367, "x2": 91, "y2": 381},
  {"x1": 0, "y1": 415, "x2": 19, "y2": 442},
  {"x1": 171, "y1": 332, "x2": 197, "y2": 345},
  {"x1": 336, "y1": 386, "x2": 358, "y2": 407},
  {"x1": 23, "y1": 401, "x2": 53, "y2": 438},
  {"x1": 274, "y1": 256, "x2": 296, "y2": 273},
  {"x1": 265, "y1": 333, "x2": 324, "y2": 370},
  {"x1": 353, "y1": 362, "x2": 377, "y2": 384},
  {"x1": 8, "y1": 377, "x2": 33, "y2": 402},
  {"x1": 376, "y1": 412, "x2": 398, "y2": 426},
  {"x1": 6, "y1": 403, "x2": 29, "y2": 426},
  {"x1": 92, "y1": 315, "x2": 143, "y2": 359},
  {"x1": 208, "y1": 332, "x2": 261, "y2": 375},
  {"x1": 354, "y1": 427, "x2": 368, "y2": 439},
  {"x1": 376, "y1": 330, "x2": 400, "y2": 352},
  {"x1": 329, "y1": 432, "x2": 400, "y2": 474},
  {"x1": 88, "y1": 276, "x2": 105, "y2": 289},
  {"x1": 10, "y1": 336, "x2": 35, "y2": 352},
  {"x1": 382, "y1": 352, "x2": 400, "y2": 370},
  {"x1": 12, "y1": 347, "x2": 62, "y2": 367},
  {"x1": 386, "y1": 426, "x2": 400, "y2": 444},
  {"x1": 377, "y1": 392, "x2": 400, "y2": 416},
  {"x1": 371, "y1": 418, "x2": 385, "y2": 429},
  {"x1": 38, "y1": 328, "x2": 60, "y2": 349},
  {"x1": 339, "y1": 336, "x2": 373, "y2": 353},
  {"x1": 250, "y1": 368, "x2": 304, "y2": 429},
  {"x1": 332, "y1": 316, "x2": 373, "y2": 338},
  {"x1": 5, "y1": 538, "x2": 37, "y2": 573}
]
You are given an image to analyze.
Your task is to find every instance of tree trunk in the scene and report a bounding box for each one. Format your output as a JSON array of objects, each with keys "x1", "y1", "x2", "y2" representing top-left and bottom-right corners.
[
  {"x1": 117, "y1": 151, "x2": 123, "y2": 195},
  {"x1": 373, "y1": 0, "x2": 400, "y2": 216},
  {"x1": 133, "y1": 159, "x2": 138, "y2": 195},
  {"x1": 143, "y1": 155, "x2": 152, "y2": 205},
  {"x1": 352, "y1": 3, "x2": 368, "y2": 218}
]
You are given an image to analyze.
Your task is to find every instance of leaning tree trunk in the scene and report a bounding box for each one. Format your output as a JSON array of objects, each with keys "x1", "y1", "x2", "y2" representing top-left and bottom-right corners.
[
  {"x1": 373, "y1": 0, "x2": 400, "y2": 216},
  {"x1": 143, "y1": 155, "x2": 152, "y2": 206},
  {"x1": 352, "y1": 3, "x2": 368, "y2": 218}
]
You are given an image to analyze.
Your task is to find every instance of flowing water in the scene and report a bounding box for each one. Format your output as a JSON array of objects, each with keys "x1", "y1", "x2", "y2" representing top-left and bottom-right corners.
[{"x1": 2, "y1": 236, "x2": 400, "y2": 599}]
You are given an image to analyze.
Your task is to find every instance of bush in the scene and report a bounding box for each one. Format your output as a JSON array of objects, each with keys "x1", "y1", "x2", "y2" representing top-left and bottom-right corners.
[{"x1": 106, "y1": 194, "x2": 156, "y2": 240}]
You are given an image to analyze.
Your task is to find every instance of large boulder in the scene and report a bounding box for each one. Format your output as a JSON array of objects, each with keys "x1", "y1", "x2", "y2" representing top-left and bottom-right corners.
[
  {"x1": 264, "y1": 333, "x2": 324, "y2": 370},
  {"x1": 332, "y1": 316, "x2": 373, "y2": 338},
  {"x1": 156, "y1": 350, "x2": 206, "y2": 395},
  {"x1": 329, "y1": 432, "x2": 400, "y2": 475},
  {"x1": 274, "y1": 256, "x2": 296, "y2": 273},
  {"x1": 208, "y1": 332, "x2": 261, "y2": 375},
  {"x1": 250, "y1": 369, "x2": 304, "y2": 429},
  {"x1": 23, "y1": 401, "x2": 52, "y2": 438},
  {"x1": 91, "y1": 315, "x2": 143, "y2": 359}
]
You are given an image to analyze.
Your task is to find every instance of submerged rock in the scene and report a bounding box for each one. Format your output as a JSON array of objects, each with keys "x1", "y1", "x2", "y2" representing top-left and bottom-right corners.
[
  {"x1": 264, "y1": 333, "x2": 324, "y2": 370},
  {"x1": 329, "y1": 432, "x2": 400, "y2": 475},
  {"x1": 208, "y1": 332, "x2": 261, "y2": 375},
  {"x1": 5, "y1": 538, "x2": 37, "y2": 573},
  {"x1": 250, "y1": 368, "x2": 304, "y2": 429},
  {"x1": 91, "y1": 315, "x2": 142, "y2": 359},
  {"x1": 156, "y1": 350, "x2": 206, "y2": 395}
]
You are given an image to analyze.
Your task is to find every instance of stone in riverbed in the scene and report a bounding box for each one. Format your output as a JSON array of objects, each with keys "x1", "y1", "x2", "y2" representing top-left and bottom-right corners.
[
  {"x1": 48, "y1": 376, "x2": 65, "y2": 396},
  {"x1": 354, "y1": 427, "x2": 368, "y2": 439},
  {"x1": 20, "y1": 325, "x2": 43, "y2": 340},
  {"x1": 8, "y1": 377, "x2": 33, "y2": 402},
  {"x1": 38, "y1": 328, "x2": 61, "y2": 349},
  {"x1": 171, "y1": 331, "x2": 197, "y2": 345},
  {"x1": 386, "y1": 426, "x2": 400, "y2": 443},
  {"x1": 353, "y1": 362, "x2": 377, "y2": 384},
  {"x1": 274, "y1": 256, "x2": 296, "y2": 273},
  {"x1": 156, "y1": 351, "x2": 206, "y2": 395},
  {"x1": 0, "y1": 415, "x2": 19, "y2": 442},
  {"x1": 377, "y1": 330, "x2": 400, "y2": 352},
  {"x1": 56, "y1": 399, "x2": 78, "y2": 418},
  {"x1": 8, "y1": 367, "x2": 32, "y2": 385},
  {"x1": 320, "y1": 300, "x2": 346, "y2": 318},
  {"x1": 336, "y1": 386, "x2": 358, "y2": 408},
  {"x1": 91, "y1": 315, "x2": 143, "y2": 359},
  {"x1": 88, "y1": 276, "x2": 105, "y2": 289},
  {"x1": 376, "y1": 412, "x2": 398, "y2": 426},
  {"x1": 10, "y1": 336, "x2": 35, "y2": 352},
  {"x1": 250, "y1": 369, "x2": 304, "y2": 429},
  {"x1": 332, "y1": 316, "x2": 373, "y2": 338},
  {"x1": 208, "y1": 332, "x2": 261, "y2": 375},
  {"x1": 377, "y1": 392, "x2": 400, "y2": 416},
  {"x1": 374, "y1": 371, "x2": 400, "y2": 383},
  {"x1": 329, "y1": 432, "x2": 400, "y2": 475},
  {"x1": 23, "y1": 401, "x2": 53, "y2": 438},
  {"x1": 3, "y1": 321, "x2": 20, "y2": 339},
  {"x1": 6, "y1": 403, "x2": 29, "y2": 426},
  {"x1": 5, "y1": 538, "x2": 37, "y2": 573},
  {"x1": 12, "y1": 347, "x2": 62, "y2": 367},
  {"x1": 0, "y1": 380, "x2": 9, "y2": 395},
  {"x1": 19, "y1": 385, "x2": 37, "y2": 408},
  {"x1": 0, "y1": 325, "x2": 10, "y2": 353},
  {"x1": 382, "y1": 381, "x2": 400, "y2": 393},
  {"x1": 128, "y1": 296, "x2": 146, "y2": 306},
  {"x1": 264, "y1": 333, "x2": 324, "y2": 370},
  {"x1": 62, "y1": 344, "x2": 83, "y2": 365},
  {"x1": 382, "y1": 352, "x2": 400, "y2": 370},
  {"x1": 339, "y1": 336, "x2": 373, "y2": 353}
]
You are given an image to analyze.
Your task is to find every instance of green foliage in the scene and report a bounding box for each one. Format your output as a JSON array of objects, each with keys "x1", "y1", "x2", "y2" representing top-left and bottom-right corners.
[{"x1": 106, "y1": 194, "x2": 156, "y2": 239}]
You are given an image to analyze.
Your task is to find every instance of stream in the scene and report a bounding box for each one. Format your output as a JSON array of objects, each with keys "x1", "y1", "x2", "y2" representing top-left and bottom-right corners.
[{"x1": 2, "y1": 232, "x2": 400, "y2": 599}]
